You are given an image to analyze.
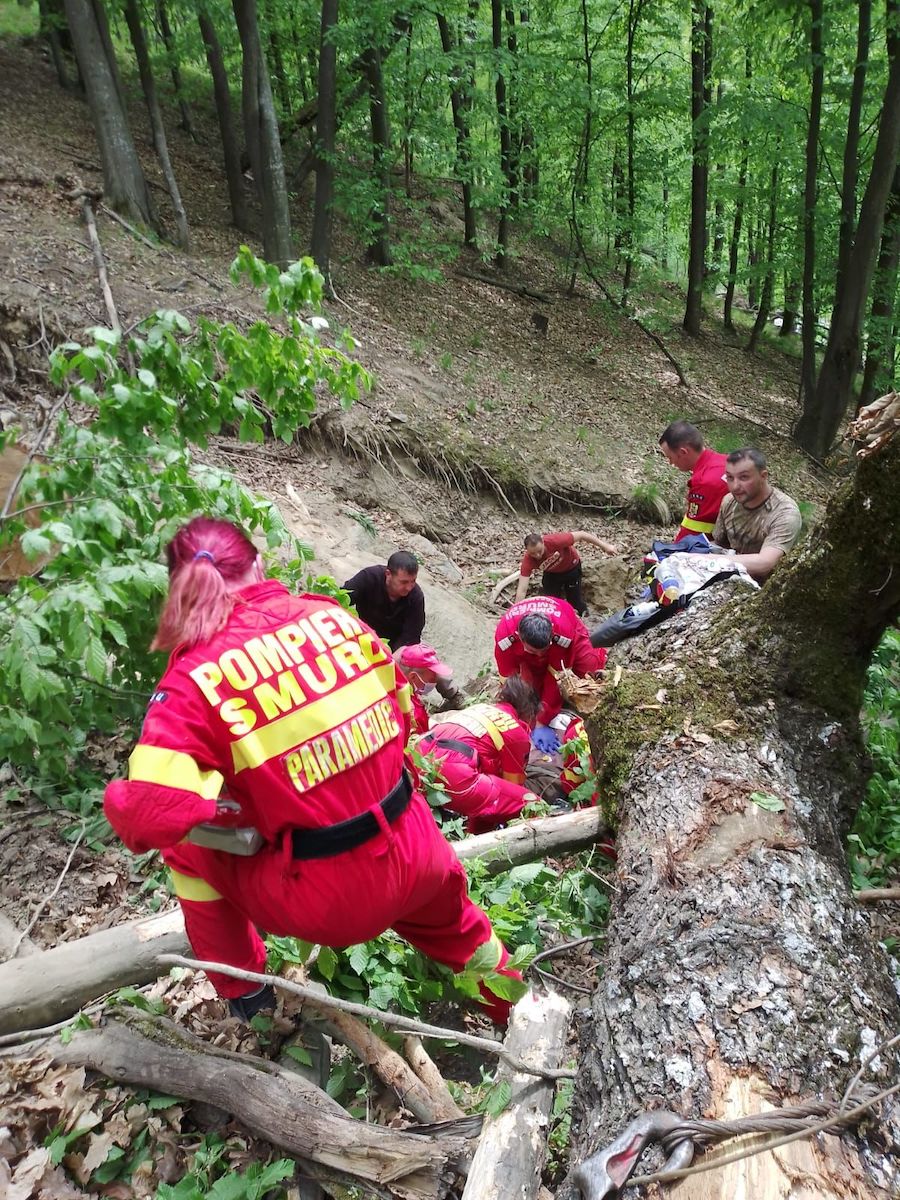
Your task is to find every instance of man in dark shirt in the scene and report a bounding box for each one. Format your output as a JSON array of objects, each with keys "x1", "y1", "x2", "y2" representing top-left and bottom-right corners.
[{"x1": 343, "y1": 551, "x2": 425, "y2": 649}]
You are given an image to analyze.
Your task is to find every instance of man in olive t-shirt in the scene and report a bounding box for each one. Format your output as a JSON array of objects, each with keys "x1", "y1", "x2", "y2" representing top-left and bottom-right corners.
[{"x1": 711, "y1": 448, "x2": 802, "y2": 583}]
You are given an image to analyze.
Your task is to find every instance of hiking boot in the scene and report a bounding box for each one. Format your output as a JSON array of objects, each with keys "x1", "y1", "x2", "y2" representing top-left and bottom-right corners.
[{"x1": 227, "y1": 984, "x2": 275, "y2": 1021}]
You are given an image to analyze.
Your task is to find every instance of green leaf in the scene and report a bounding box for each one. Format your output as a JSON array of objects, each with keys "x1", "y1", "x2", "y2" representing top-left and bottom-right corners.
[
  {"x1": 749, "y1": 791, "x2": 786, "y2": 813},
  {"x1": 463, "y1": 941, "x2": 502, "y2": 977},
  {"x1": 283, "y1": 1044, "x2": 313, "y2": 1066},
  {"x1": 482, "y1": 971, "x2": 528, "y2": 1003},
  {"x1": 316, "y1": 945, "x2": 338, "y2": 981},
  {"x1": 83, "y1": 636, "x2": 108, "y2": 683},
  {"x1": 484, "y1": 1079, "x2": 512, "y2": 1116},
  {"x1": 20, "y1": 528, "x2": 52, "y2": 558}
]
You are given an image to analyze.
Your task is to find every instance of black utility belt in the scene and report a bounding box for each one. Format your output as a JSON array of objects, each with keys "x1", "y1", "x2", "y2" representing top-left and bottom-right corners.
[
  {"x1": 420, "y1": 736, "x2": 477, "y2": 760},
  {"x1": 290, "y1": 771, "x2": 412, "y2": 860}
]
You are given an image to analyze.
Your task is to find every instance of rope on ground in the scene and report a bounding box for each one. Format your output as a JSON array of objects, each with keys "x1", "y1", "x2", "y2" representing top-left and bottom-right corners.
[{"x1": 625, "y1": 1082, "x2": 900, "y2": 1190}]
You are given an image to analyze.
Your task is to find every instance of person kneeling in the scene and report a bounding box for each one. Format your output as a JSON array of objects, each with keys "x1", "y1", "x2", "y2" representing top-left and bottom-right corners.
[{"x1": 418, "y1": 677, "x2": 542, "y2": 834}]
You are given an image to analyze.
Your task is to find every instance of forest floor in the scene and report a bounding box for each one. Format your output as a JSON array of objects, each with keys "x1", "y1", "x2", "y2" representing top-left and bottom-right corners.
[{"x1": 0, "y1": 30, "x2": 860, "y2": 1200}]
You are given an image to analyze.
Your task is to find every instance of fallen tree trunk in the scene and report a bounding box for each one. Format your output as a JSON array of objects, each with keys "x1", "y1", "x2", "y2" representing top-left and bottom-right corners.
[
  {"x1": 21, "y1": 1018, "x2": 469, "y2": 1200},
  {"x1": 561, "y1": 433, "x2": 900, "y2": 1198},
  {"x1": 461, "y1": 988, "x2": 571, "y2": 1200},
  {"x1": 0, "y1": 810, "x2": 606, "y2": 1034}
]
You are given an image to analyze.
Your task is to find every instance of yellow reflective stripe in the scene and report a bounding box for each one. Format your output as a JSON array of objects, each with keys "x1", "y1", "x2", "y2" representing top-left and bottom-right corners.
[
  {"x1": 396, "y1": 680, "x2": 413, "y2": 714},
  {"x1": 128, "y1": 745, "x2": 224, "y2": 800},
  {"x1": 478, "y1": 713, "x2": 506, "y2": 752},
  {"x1": 231, "y1": 668, "x2": 396, "y2": 773},
  {"x1": 169, "y1": 869, "x2": 223, "y2": 902},
  {"x1": 681, "y1": 515, "x2": 715, "y2": 533},
  {"x1": 562, "y1": 767, "x2": 582, "y2": 784}
]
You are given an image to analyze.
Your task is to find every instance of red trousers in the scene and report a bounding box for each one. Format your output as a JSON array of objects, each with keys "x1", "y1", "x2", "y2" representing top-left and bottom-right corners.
[
  {"x1": 436, "y1": 753, "x2": 529, "y2": 834},
  {"x1": 163, "y1": 793, "x2": 518, "y2": 1023}
]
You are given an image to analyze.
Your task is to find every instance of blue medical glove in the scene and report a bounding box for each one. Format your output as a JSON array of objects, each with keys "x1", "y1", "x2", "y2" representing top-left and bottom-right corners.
[{"x1": 531, "y1": 725, "x2": 560, "y2": 753}]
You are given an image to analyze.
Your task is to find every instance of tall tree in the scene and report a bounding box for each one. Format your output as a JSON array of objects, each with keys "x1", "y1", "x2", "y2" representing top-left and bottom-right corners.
[
  {"x1": 156, "y1": 0, "x2": 196, "y2": 139},
  {"x1": 63, "y1": 0, "x2": 157, "y2": 227},
  {"x1": 310, "y1": 0, "x2": 339, "y2": 288},
  {"x1": 437, "y1": 12, "x2": 478, "y2": 248},
  {"x1": 796, "y1": 0, "x2": 900, "y2": 457},
  {"x1": 723, "y1": 50, "x2": 751, "y2": 334},
  {"x1": 362, "y1": 46, "x2": 393, "y2": 267},
  {"x1": 859, "y1": 165, "x2": 900, "y2": 408},
  {"x1": 123, "y1": 0, "x2": 190, "y2": 250},
  {"x1": 835, "y1": 0, "x2": 872, "y2": 299},
  {"x1": 232, "y1": 0, "x2": 293, "y2": 267},
  {"x1": 683, "y1": 0, "x2": 710, "y2": 335},
  {"x1": 746, "y1": 156, "x2": 779, "y2": 353},
  {"x1": 622, "y1": 0, "x2": 646, "y2": 304},
  {"x1": 198, "y1": 6, "x2": 250, "y2": 232},
  {"x1": 492, "y1": 0, "x2": 514, "y2": 265},
  {"x1": 799, "y1": 0, "x2": 824, "y2": 407}
]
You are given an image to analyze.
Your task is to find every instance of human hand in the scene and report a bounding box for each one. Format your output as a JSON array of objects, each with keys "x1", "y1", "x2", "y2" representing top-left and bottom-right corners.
[
  {"x1": 602, "y1": 541, "x2": 620, "y2": 556},
  {"x1": 531, "y1": 725, "x2": 560, "y2": 753}
]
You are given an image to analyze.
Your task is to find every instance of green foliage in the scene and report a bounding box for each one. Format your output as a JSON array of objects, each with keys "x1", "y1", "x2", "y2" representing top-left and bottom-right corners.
[
  {"x1": 0, "y1": 251, "x2": 368, "y2": 806},
  {"x1": 154, "y1": 1138, "x2": 294, "y2": 1200},
  {"x1": 848, "y1": 630, "x2": 900, "y2": 890}
]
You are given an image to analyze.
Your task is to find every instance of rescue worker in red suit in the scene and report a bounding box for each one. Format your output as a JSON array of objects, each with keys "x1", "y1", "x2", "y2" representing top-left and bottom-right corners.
[
  {"x1": 494, "y1": 596, "x2": 606, "y2": 753},
  {"x1": 104, "y1": 518, "x2": 521, "y2": 1024},
  {"x1": 419, "y1": 677, "x2": 542, "y2": 834},
  {"x1": 392, "y1": 643, "x2": 452, "y2": 737}
]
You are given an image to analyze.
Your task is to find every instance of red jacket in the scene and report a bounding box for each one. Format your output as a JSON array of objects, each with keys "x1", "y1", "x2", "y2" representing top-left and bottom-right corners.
[
  {"x1": 676, "y1": 448, "x2": 729, "y2": 541},
  {"x1": 104, "y1": 581, "x2": 413, "y2": 854},
  {"x1": 493, "y1": 597, "x2": 605, "y2": 724}
]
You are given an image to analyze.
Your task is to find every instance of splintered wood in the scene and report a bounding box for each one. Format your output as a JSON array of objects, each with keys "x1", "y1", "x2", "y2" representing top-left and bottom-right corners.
[{"x1": 557, "y1": 666, "x2": 608, "y2": 714}]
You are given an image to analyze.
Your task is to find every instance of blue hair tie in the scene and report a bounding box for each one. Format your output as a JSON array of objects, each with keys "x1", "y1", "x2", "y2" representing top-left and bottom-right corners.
[{"x1": 193, "y1": 549, "x2": 216, "y2": 563}]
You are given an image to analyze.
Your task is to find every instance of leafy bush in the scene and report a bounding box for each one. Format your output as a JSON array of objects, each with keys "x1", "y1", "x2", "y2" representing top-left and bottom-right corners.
[
  {"x1": 848, "y1": 629, "x2": 900, "y2": 889},
  {"x1": 0, "y1": 249, "x2": 369, "y2": 806}
]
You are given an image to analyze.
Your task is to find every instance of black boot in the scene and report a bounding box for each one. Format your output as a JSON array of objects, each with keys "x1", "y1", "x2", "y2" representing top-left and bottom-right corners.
[{"x1": 227, "y1": 984, "x2": 275, "y2": 1021}]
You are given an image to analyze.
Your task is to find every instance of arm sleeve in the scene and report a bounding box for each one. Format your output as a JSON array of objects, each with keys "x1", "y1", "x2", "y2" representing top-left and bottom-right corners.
[
  {"x1": 104, "y1": 670, "x2": 222, "y2": 854},
  {"x1": 760, "y1": 505, "x2": 803, "y2": 554},
  {"x1": 494, "y1": 641, "x2": 518, "y2": 678},
  {"x1": 568, "y1": 625, "x2": 605, "y2": 676},
  {"x1": 711, "y1": 506, "x2": 730, "y2": 548},
  {"x1": 465, "y1": 771, "x2": 532, "y2": 812},
  {"x1": 343, "y1": 568, "x2": 368, "y2": 607},
  {"x1": 396, "y1": 589, "x2": 426, "y2": 648},
  {"x1": 520, "y1": 553, "x2": 538, "y2": 577}
]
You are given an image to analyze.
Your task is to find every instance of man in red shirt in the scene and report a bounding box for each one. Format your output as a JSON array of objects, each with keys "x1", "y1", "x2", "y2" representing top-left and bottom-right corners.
[
  {"x1": 494, "y1": 596, "x2": 605, "y2": 744},
  {"x1": 658, "y1": 421, "x2": 728, "y2": 541},
  {"x1": 515, "y1": 530, "x2": 619, "y2": 614}
]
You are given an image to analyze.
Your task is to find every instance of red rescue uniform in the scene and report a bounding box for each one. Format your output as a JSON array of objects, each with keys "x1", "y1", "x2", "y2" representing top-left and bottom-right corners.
[
  {"x1": 676, "y1": 448, "x2": 729, "y2": 541},
  {"x1": 494, "y1": 596, "x2": 606, "y2": 725},
  {"x1": 419, "y1": 702, "x2": 532, "y2": 834},
  {"x1": 104, "y1": 580, "x2": 518, "y2": 1022}
]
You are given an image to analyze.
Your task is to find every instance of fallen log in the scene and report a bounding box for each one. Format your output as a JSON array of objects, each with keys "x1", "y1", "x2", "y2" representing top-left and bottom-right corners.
[
  {"x1": 560, "y1": 430, "x2": 900, "y2": 1198},
  {"x1": 454, "y1": 268, "x2": 553, "y2": 303},
  {"x1": 461, "y1": 989, "x2": 571, "y2": 1200},
  {"x1": 854, "y1": 887, "x2": 900, "y2": 903},
  {"x1": 15, "y1": 1018, "x2": 469, "y2": 1200},
  {"x1": 404, "y1": 1036, "x2": 465, "y2": 1122},
  {"x1": 0, "y1": 809, "x2": 607, "y2": 1034}
]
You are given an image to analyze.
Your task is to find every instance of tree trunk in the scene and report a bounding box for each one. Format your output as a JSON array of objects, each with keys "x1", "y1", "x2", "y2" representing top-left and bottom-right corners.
[
  {"x1": 800, "y1": 0, "x2": 824, "y2": 408},
  {"x1": 310, "y1": 0, "x2": 338, "y2": 289},
  {"x1": 362, "y1": 45, "x2": 393, "y2": 267},
  {"x1": 156, "y1": 0, "x2": 196, "y2": 138},
  {"x1": 198, "y1": 6, "x2": 251, "y2": 232},
  {"x1": 62, "y1": 0, "x2": 157, "y2": 227},
  {"x1": 622, "y1": 0, "x2": 645, "y2": 305},
  {"x1": 39, "y1": 0, "x2": 70, "y2": 89},
  {"x1": 460, "y1": 990, "x2": 571, "y2": 1200},
  {"x1": 796, "y1": 0, "x2": 900, "y2": 457},
  {"x1": 747, "y1": 210, "x2": 762, "y2": 310},
  {"x1": 780, "y1": 267, "x2": 800, "y2": 336},
  {"x1": 492, "y1": 0, "x2": 513, "y2": 267},
  {"x1": 123, "y1": 0, "x2": 191, "y2": 250},
  {"x1": 504, "y1": 5, "x2": 521, "y2": 211},
  {"x1": 859, "y1": 165, "x2": 900, "y2": 409},
  {"x1": 722, "y1": 136, "x2": 748, "y2": 333},
  {"x1": 262, "y1": 0, "x2": 292, "y2": 116},
  {"x1": 28, "y1": 1020, "x2": 470, "y2": 1200},
  {"x1": 835, "y1": 0, "x2": 871, "y2": 299},
  {"x1": 746, "y1": 158, "x2": 778, "y2": 353},
  {"x1": 436, "y1": 13, "x2": 477, "y2": 248},
  {"x1": 683, "y1": 0, "x2": 710, "y2": 335},
  {"x1": 561, "y1": 432, "x2": 900, "y2": 1200},
  {"x1": 233, "y1": 0, "x2": 293, "y2": 267}
]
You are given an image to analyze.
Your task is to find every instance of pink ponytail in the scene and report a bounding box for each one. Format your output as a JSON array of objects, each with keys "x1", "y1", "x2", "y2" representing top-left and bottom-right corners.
[{"x1": 151, "y1": 517, "x2": 258, "y2": 652}]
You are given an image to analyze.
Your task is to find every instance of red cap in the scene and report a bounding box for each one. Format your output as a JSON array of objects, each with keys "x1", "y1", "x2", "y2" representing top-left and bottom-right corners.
[{"x1": 396, "y1": 643, "x2": 453, "y2": 678}]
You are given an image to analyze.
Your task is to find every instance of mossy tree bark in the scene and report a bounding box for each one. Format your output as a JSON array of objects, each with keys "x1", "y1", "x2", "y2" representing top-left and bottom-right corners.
[{"x1": 563, "y1": 436, "x2": 900, "y2": 1199}]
